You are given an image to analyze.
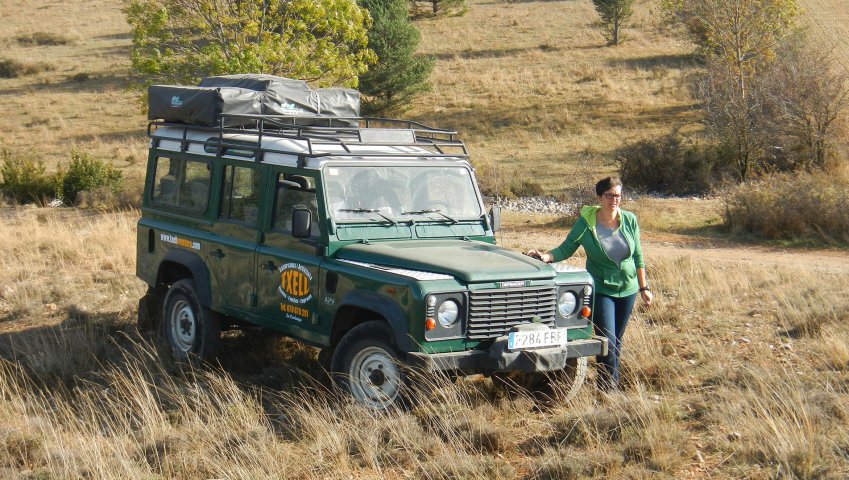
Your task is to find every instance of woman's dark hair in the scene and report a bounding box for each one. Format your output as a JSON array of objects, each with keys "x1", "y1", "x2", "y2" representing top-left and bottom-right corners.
[{"x1": 595, "y1": 176, "x2": 622, "y2": 196}]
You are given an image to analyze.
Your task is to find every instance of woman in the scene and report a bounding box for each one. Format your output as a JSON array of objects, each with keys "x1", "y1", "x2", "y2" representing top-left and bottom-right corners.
[{"x1": 528, "y1": 177, "x2": 652, "y2": 391}]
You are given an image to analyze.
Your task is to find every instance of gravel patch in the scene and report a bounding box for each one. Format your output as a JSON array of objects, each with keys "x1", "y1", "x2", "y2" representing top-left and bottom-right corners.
[{"x1": 488, "y1": 196, "x2": 579, "y2": 215}]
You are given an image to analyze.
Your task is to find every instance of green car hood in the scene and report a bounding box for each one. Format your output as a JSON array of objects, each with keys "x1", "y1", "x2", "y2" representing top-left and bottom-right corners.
[{"x1": 335, "y1": 240, "x2": 556, "y2": 283}]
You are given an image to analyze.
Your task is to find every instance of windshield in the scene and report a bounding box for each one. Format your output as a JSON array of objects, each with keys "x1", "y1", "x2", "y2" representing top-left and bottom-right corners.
[{"x1": 323, "y1": 165, "x2": 482, "y2": 222}]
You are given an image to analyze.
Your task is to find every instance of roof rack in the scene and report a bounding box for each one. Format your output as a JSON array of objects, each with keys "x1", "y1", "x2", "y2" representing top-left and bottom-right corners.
[{"x1": 147, "y1": 113, "x2": 468, "y2": 163}]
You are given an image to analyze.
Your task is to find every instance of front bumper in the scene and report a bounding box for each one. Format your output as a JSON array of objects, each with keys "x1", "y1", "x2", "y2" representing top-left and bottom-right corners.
[{"x1": 407, "y1": 335, "x2": 608, "y2": 374}]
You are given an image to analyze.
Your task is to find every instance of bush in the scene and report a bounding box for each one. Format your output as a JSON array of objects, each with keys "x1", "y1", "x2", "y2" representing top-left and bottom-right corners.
[
  {"x1": 723, "y1": 171, "x2": 849, "y2": 244},
  {"x1": 617, "y1": 132, "x2": 732, "y2": 195},
  {"x1": 62, "y1": 152, "x2": 123, "y2": 205},
  {"x1": 15, "y1": 32, "x2": 71, "y2": 46},
  {"x1": 0, "y1": 59, "x2": 54, "y2": 78},
  {"x1": 0, "y1": 148, "x2": 61, "y2": 203},
  {"x1": 511, "y1": 179, "x2": 544, "y2": 197}
]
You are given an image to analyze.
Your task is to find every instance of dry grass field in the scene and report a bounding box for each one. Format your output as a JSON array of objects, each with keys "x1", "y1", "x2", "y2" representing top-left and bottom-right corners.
[
  {"x1": 1, "y1": 0, "x2": 849, "y2": 478},
  {"x1": 797, "y1": 0, "x2": 849, "y2": 73},
  {"x1": 1, "y1": 209, "x2": 848, "y2": 479}
]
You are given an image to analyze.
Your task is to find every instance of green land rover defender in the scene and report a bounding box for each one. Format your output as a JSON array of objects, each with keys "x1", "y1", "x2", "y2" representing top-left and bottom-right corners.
[{"x1": 137, "y1": 86, "x2": 606, "y2": 409}]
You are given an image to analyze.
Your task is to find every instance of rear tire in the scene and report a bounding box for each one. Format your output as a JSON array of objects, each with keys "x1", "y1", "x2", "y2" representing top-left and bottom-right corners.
[
  {"x1": 161, "y1": 279, "x2": 221, "y2": 364},
  {"x1": 331, "y1": 321, "x2": 408, "y2": 410}
]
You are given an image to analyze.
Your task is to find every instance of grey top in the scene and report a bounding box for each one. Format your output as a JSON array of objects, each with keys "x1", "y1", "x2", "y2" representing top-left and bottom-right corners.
[{"x1": 596, "y1": 223, "x2": 630, "y2": 265}]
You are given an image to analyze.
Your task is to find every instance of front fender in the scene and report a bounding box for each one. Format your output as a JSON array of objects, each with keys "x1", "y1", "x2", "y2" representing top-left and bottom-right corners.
[{"x1": 337, "y1": 290, "x2": 411, "y2": 352}]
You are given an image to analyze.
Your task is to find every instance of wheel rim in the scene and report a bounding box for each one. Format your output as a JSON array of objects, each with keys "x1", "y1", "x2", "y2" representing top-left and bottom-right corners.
[
  {"x1": 348, "y1": 346, "x2": 402, "y2": 409},
  {"x1": 169, "y1": 299, "x2": 197, "y2": 353}
]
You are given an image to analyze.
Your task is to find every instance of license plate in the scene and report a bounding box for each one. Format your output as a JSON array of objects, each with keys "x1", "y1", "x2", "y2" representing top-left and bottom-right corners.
[{"x1": 508, "y1": 328, "x2": 569, "y2": 350}]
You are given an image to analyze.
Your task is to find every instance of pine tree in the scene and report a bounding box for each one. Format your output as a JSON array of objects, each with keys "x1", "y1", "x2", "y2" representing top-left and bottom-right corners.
[
  {"x1": 592, "y1": 0, "x2": 635, "y2": 46},
  {"x1": 359, "y1": 0, "x2": 434, "y2": 114}
]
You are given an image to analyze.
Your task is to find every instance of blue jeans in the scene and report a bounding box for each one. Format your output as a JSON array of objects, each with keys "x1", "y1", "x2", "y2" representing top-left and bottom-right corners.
[{"x1": 593, "y1": 293, "x2": 637, "y2": 391}]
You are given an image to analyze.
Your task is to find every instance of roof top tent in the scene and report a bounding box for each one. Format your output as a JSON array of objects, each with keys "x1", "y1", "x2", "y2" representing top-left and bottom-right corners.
[{"x1": 147, "y1": 74, "x2": 467, "y2": 165}]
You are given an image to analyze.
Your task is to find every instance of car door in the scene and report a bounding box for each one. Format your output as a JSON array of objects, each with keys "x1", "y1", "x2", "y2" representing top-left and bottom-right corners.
[
  {"x1": 255, "y1": 170, "x2": 323, "y2": 340},
  {"x1": 207, "y1": 162, "x2": 263, "y2": 313}
]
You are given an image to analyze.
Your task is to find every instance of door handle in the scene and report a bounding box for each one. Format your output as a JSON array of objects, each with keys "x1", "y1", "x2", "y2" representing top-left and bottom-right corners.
[
  {"x1": 210, "y1": 249, "x2": 226, "y2": 259},
  {"x1": 261, "y1": 260, "x2": 277, "y2": 271}
]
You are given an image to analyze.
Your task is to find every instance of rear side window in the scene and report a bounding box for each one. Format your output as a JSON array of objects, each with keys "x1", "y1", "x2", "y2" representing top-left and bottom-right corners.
[
  {"x1": 219, "y1": 165, "x2": 262, "y2": 226},
  {"x1": 151, "y1": 157, "x2": 211, "y2": 212}
]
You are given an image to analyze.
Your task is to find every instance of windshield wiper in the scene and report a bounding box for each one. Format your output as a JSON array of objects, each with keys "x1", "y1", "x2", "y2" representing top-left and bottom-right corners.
[
  {"x1": 339, "y1": 208, "x2": 397, "y2": 225},
  {"x1": 401, "y1": 209, "x2": 458, "y2": 224}
]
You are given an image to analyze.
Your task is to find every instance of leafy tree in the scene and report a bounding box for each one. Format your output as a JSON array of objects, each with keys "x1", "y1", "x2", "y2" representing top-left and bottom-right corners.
[
  {"x1": 591, "y1": 0, "x2": 635, "y2": 46},
  {"x1": 359, "y1": 0, "x2": 433, "y2": 114},
  {"x1": 667, "y1": 0, "x2": 799, "y2": 180},
  {"x1": 665, "y1": 0, "x2": 798, "y2": 99},
  {"x1": 124, "y1": 0, "x2": 376, "y2": 88}
]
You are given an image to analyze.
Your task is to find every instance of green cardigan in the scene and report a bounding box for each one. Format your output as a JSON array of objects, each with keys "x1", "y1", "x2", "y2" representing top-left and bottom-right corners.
[{"x1": 549, "y1": 206, "x2": 645, "y2": 298}]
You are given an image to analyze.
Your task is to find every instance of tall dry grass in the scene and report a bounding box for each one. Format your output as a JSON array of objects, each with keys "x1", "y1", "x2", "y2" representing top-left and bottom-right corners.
[{"x1": 1, "y1": 207, "x2": 848, "y2": 478}]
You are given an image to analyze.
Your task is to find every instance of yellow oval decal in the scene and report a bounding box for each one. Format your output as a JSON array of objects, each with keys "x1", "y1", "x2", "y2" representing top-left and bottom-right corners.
[{"x1": 277, "y1": 263, "x2": 314, "y2": 305}]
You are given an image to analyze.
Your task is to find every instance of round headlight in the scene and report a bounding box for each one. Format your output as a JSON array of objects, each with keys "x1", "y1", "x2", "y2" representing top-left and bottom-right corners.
[
  {"x1": 557, "y1": 291, "x2": 578, "y2": 317},
  {"x1": 437, "y1": 300, "x2": 459, "y2": 327}
]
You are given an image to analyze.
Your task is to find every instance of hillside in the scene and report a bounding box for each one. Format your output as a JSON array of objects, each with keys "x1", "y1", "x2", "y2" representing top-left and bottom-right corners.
[
  {"x1": 2, "y1": 0, "x2": 700, "y2": 193},
  {"x1": 1, "y1": 0, "x2": 848, "y2": 478},
  {"x1": 798, "y1": 0, "x2": 849, "y2": 73}
]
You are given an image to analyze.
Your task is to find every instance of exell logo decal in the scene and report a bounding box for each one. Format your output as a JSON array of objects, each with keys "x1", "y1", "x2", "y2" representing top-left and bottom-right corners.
[
  {"x1": 170, "y1": 96, "x2": 183, "y2": 108},
  {"x1": 278, "y1": 263, "x2": 313, "y2": 322}
]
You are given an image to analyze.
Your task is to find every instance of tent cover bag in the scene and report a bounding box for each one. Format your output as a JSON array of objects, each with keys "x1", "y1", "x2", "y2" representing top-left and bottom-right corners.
[
  {"x1": 148, "y1": 85, "x2": 261, "y2": 126},
  {"x1": 199, "y1": 74, "x2": 361, "y2": 119}
]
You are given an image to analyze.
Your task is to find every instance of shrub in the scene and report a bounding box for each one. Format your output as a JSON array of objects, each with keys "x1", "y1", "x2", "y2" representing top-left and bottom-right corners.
[
  {"x1": 723, "y1": 170, "x2": 849, "y2": 244},
  {"x1": 62, "y1": 152, "x2": 123, "y2": 205},
  {"x1": 511, "y1": 179, "x2": 544, "y2": 197},
  {"x1": 0, "y1": 148, "x2": 61, "y2": 203},
  {"x1": 617, "y1": 132, "x2": 732, "y2": 195},
  {"x1": 68, "y1": 72, "x2": 90, "y2": 83},
  {"x1": 15, "y1": 32, "x2": 72, "y2": 46},
  {"x1": 0, "y1": 59, "x2": 54, "y2": 78}
]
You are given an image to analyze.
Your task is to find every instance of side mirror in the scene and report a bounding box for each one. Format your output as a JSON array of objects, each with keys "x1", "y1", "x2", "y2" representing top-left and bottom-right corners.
[
  {"x1": 489, "y1": 206, "x2": 502, "y2": 233},
  {"x1": 292, "y1": 209, "x2": 312, "y2": 238}
]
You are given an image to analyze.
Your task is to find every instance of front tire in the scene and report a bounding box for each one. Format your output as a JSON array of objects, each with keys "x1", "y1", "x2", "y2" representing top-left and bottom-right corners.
[
  {"x1": 331, "y1": 321, "x2": 407, "y2": 410},
  {"x1": 161, "y1": 279, "x2": 221, "y2": 363}
]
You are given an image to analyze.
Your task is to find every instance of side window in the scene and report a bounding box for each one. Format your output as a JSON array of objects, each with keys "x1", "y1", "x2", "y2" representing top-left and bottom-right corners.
[
  {"x1": 151, "y1": 157, "x2": 211, "y2": 212},
  {"x1": 272, "y1": 174, "x2": 319, "y2": 238},
  {"x1": 219, "y1": 164, "x2": 262, "y2": 226}
]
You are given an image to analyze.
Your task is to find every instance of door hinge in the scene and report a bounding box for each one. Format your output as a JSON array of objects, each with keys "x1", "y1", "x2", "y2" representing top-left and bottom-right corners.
[{"x1": 250, "y1": 293, "x2": 257, "y2": 307}]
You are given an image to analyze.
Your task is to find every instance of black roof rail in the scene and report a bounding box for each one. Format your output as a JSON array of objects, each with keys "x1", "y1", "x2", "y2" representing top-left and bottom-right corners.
[{"x1": 147, "y1": 113, "x2": 468, "y2": 160}]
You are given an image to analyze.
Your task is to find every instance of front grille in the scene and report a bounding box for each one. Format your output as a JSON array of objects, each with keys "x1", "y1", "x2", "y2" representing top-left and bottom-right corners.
[{"x1": 467, "y1": 285, "x2": 557, "y2": 340}]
